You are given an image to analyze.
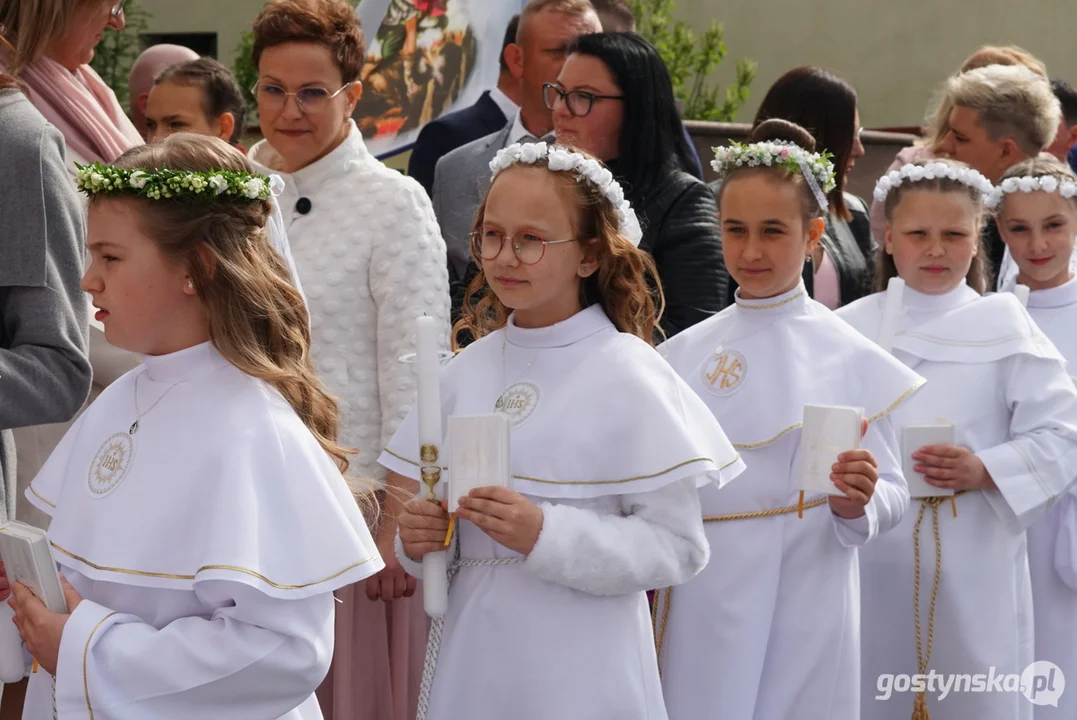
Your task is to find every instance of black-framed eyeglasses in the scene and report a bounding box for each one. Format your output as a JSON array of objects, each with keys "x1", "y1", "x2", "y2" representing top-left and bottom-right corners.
[
  {"x1": 111, "y1": 0, "x2": 126, "y2": 17},
  {"x1": 542, "y1": 83, "x2": 624, "y2": 118},
  {"x1": 251, "y1": 81, "x2": 353, "y2": 115},
  {"x1": 470, "y1": 226, "x2": 575, "y2": 265}
]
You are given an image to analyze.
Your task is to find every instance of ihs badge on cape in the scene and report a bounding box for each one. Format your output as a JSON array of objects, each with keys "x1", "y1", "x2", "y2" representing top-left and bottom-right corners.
[{"x1": 88, "y1": 432, "x2": 135, "y2": 497}]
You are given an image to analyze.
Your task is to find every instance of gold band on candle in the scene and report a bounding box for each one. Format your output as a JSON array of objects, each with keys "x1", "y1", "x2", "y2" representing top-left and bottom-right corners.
[{"x1": 420, "y1": 444, "x2": 439, "y2": 464}]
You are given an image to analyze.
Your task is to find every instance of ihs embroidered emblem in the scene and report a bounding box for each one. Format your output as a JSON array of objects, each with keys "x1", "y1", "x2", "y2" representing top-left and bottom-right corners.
[
  {"x1": 88, "y1": 432, "x2": 135, "y2": 497},
  {"x1": 701, "y1": 348, "x2": 747, "y2": 396},
  {"x1": 494, "y1": 382, "x2": 540, "y2": 427}
]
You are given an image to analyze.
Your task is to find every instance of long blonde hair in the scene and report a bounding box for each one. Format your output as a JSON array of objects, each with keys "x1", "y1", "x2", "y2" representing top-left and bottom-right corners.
[
  {"x1": 99, "y1": 135, "x2": 355, "y2": 477},
  {"x1": 0, "y1": 0, "x2": 83, "y2": 74},
  {"x1": 455, "y1": 151, "x2": 664, "y2": 348}
]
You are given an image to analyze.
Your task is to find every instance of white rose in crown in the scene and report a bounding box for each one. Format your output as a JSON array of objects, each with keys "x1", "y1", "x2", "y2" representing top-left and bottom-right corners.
[
  {"x1": 1001, "y1": 178, "x2": 1020, "y2": 193},
  {"x1": 589, "y1": 164, "x2": 614, "y2": 190},
  {"x1": 1062, "y1": 182, "x2": 1077, "y2": 199},
  {"x1": 208, "y1": 175, "x2": 228, "y2": 195},
  {"x1": 1039, "y1": 176, "x2": 1060, "y2": 194},
  {"x1": 518, "y1": 142, "x2": 547, "y2": 164},
  {"x1": 129, "y1": 171, "x2": 150, "y2": 189},
  {"x1": 1018, "y1": 177, "x2": 1037, "y2": 193},
  {"x1": 547, "y1": 148, "x2": 577, "y2": 173},
  {"x1": 243, "y1": 178, "x2": 266, "y2": 199}
]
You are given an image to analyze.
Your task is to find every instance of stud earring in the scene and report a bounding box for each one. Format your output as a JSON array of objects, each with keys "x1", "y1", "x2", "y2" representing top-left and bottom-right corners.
[{"x1": 187, "y1": 279, "x2": 194, "y2": 290}]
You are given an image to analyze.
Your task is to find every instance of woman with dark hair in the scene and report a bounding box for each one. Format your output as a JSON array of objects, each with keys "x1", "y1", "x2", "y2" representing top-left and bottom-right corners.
[
  {"x1": 749, "y1": 65, "x2": 872, "y2": 308},
  {"x1": 548, "y1": 31, "x2": 728, "y2": 335}
]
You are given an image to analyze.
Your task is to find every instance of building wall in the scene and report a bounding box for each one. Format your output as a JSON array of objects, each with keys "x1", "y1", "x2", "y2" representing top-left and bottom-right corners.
[
  {"x1": 139, "y1": 0, "x2": 265, "y2": 70},
  {"x1": 673, "y1": 0, "x2": 1075, "y2": 127}
]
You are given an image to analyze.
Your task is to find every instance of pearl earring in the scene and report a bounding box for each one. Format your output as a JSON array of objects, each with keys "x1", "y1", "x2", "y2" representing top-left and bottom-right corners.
[{"x1": 187, "y1": 280, "x2": 194, "y2": 290}]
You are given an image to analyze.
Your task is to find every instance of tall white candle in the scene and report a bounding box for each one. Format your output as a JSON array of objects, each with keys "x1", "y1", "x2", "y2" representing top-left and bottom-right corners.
[
  {"x1": 415, "y1": 315, "x2": 448, "y2": 617},
  {"x1": 416, "y1": 316, "x2": 442, "y2": 447}
]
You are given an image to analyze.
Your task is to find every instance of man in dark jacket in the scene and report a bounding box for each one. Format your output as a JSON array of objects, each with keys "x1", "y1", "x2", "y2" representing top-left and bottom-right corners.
[{"x1": 407, "y1": 15, "x2": 523, "y2": 196}]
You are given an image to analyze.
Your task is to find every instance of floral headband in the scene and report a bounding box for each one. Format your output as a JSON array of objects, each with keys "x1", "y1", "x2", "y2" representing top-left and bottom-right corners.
[
  {"x1": 711, "y1": 141, "x2": 837, "y2": 212},
  {"x1": 872, "y1": 162, "x2": 995, "y2": 206},
  {"x1": 983, "y1": 175, "x2": 1077, "y2": 210},
  {"x1": 75, "y1": 162, "x2": 285, "y2": 202},
  {"x1": 488, "y1": 142, "x2": 643, "y2": 246}
]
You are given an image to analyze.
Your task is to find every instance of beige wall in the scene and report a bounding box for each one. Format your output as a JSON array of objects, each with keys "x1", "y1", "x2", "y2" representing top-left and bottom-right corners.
[
  {"x1": 139, "y1": 0, "x2": 266, "y2": 69},
  {"x1": 675, "y1": 0, "x2": 1075, "y2": 127}
]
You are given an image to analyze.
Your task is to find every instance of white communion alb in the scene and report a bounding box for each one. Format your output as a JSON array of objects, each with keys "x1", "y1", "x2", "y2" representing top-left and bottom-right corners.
[
  {"x1": 838, "y1": 282, "x2": 1077, "y2": 720},
  {"x1": 657, "y1": 282, "x2": 922, "y2": 720},
  {"x1": 23, "y1": 342, "x2": 382, "y2": 718},
  {"x1": 379, "y1": 305, "x2": 745, "y2": 720}
]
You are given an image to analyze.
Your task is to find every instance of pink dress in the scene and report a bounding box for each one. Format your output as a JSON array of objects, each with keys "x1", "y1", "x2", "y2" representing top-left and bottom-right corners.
[{"x1": 316, "y1": 583, "x2": 429, "y2": 720}]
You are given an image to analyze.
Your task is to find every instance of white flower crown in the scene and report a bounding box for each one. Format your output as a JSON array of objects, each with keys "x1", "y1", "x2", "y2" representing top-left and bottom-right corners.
[
  {"x1": 710, "y1": 141, "x2": 837, "y2": 211},
  {"x1": 488, "y1": 142, "x2": 643, "y2": 246},
  {"x1": 75, "y1": 162, "x2": 284, "y2": 202},
  {"x1": 872, "y1": 162, "x2": 995, "y2": 205},
  {"x1": 984, "y1": 175, "x2": 1077, "y2": 210}
]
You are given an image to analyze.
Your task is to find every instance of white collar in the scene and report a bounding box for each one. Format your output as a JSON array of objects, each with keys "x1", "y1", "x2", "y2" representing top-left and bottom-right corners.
[
  {"x1": 733, "y1": 281, "x2": 809, "y2": 318},
  {"x1": 902, "y1": 281, "x2": 979, "y2": 313},
  {"x1": 488, "y1": 86, "x2": 519, "y2": 123},
  {"x1": 248, "y1": 119, "x2": 370, "y2": 189},
  {"x1": 1029, "y1": 275, "x2": 1077, "y2": 309},
  {"x1": 505, "y1": 305, "x2": 612, "y2": 349},
  {"x1": 139, "y1": 342, "x2": 229, "y2": 383},
  {"x1": 507, "y1": 110, "x2": 555, "y2": 147}
]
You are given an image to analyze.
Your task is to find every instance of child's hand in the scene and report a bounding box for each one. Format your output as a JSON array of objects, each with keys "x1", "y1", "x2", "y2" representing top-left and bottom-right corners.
[
  {"x1": 456, "y1": 487, "x2": 544, "y2": 556},
  {"x1": 915, "y1": 444, "x2": 994, "y2": 491},
  {"x1": 398, "y1": 497, "x2": 451, "y2": 562},
  {"x1": 828, "y1": 449, "x2": 879, "y2": 519},
  {"x1": 9, "y1": 574, "x2": 83, "y2": 676}
]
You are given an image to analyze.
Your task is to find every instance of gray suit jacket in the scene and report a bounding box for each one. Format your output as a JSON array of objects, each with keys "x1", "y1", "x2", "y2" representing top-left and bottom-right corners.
[
  {"x1": 432, "y1": 123, "x2": 513, "y2": 282},
  {"x1": 0, "y1": 90, "x2": 92, "y2": 523}
]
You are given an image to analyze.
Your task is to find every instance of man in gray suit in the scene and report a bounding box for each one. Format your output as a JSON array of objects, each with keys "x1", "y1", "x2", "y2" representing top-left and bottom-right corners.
[{"x1": 433, "y1": 0, "x2": 602, "y2": 284}]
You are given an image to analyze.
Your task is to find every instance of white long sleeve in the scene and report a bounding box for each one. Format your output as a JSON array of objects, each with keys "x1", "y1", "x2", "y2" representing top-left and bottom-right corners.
[
  {"x1": 979, "y1": 354, "x2": 1077, "y2": 532},
  {"x1": 830, "y1": 413, "x2": 910, "y2": 547},
  {"x1": 55, "y1": 580, "x2": 334, "y2": 719},
  {"x1": 369, "y1": 178, "x2": 450, "y2": 451},
  {"x1": 524, "y1": 476, "x2": 709, "y2": 596}
]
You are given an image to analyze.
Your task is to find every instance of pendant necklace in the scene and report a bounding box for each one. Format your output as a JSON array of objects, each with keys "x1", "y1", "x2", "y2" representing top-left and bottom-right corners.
[
  {"x1": 87, "y1": 370, "x2": 186, "y2": 497},
  {"x1": 494, "y1": 323, "x2": 547, "y2": 427}
]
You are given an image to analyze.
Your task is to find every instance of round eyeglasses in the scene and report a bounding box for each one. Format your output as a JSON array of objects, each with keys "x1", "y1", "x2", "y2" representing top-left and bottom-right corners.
[
  {"x1": 111, "y1": 0, "x2": 126, "y2": 16},
  {"x1": 542, "y1": 83, "x2": 624, "y2": 118},
  {"x1": 470, "y1": 226, "x2": 575, "y2": 265},
  {"x1": 252, "y1": 81, "x2": 353, "y2": 115}
]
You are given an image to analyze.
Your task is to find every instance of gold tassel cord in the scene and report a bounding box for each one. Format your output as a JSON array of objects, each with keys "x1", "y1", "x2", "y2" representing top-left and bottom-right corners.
[{"x1": 652, "y1": 496, "x2": 829, "y2": 661}]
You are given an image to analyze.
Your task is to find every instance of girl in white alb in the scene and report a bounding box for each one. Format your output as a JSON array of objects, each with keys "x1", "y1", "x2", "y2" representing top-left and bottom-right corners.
[
  {"x1": 380, "y1": 142, "x2": 745, "y2": 720},
  {"x1": 658, "y1": 120, "x2": 921, "y2": 720},
  {"x1": 2, "y1": 135, "x2": 382, "y2": 719},
  {"x1": 838, "y1": 158, "x2": 1077, "y2": 720},
  {"x1": 992, "y1": 156, "x2": 1077, "y2": 720}
]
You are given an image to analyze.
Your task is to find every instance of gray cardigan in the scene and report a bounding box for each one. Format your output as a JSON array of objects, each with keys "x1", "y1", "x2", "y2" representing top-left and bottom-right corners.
[{"x1": 0, "y1": 90, "x2": 92, "y2": 522}]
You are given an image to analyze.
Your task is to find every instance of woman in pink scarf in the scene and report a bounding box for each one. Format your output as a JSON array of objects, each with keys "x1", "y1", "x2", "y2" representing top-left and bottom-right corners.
[{"x1": 0, "y1": 0, "x2": 143, "y2": 165}]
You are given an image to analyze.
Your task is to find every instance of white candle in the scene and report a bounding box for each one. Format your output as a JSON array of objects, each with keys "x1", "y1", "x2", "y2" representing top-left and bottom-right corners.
[
  {"x1": 415, "y1": 315, "x2": 449, "y2": 617},
  {"x1": 416, "y1": 316, "x2": 442, "y2": 447}
]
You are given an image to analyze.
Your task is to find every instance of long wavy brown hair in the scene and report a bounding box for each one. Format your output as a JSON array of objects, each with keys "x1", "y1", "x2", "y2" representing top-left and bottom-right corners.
[
  {"x1": 98, "y1": 135, "x2": 357, "y2": 480},
  {"x1": 454, "y1": 149, "x2": 664, "y2": 348}
]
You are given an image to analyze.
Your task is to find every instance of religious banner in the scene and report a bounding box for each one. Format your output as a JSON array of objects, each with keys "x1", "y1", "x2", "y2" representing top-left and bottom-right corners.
[{"x1": 355, "y1": 0, "x2": 525, "y2": 158}]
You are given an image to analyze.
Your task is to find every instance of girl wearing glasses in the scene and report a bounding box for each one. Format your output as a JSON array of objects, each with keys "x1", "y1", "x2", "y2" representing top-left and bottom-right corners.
[
  {"x1": 381, "y1": 141, "x2": 744, "y2": 720},
  {"x1": 247, "y1": 2, "x2": 450, "y2": 719},
  {"x1": 548, "y1": 32, "x2": 728, "y2": 336}
]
